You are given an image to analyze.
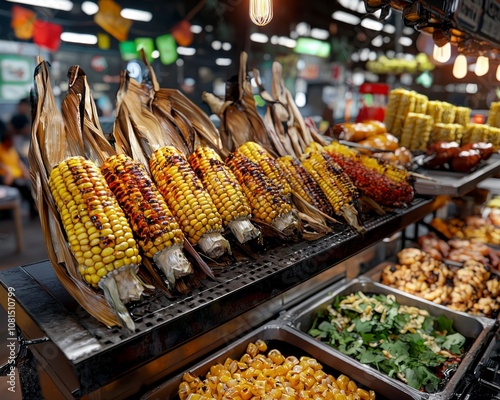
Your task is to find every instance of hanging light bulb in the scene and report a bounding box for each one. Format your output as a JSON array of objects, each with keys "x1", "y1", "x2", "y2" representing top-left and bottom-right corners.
[
  {"x1": 452, "y1": 54, "x2": 468, "y2": 79},
  {"x1": 475, "y1": 55, "x2": 489, "y2": 76},
  {"x1": 496, "y1": 64, "x2": 500, "y2": 81},
  {"x1": 250, "y1": 0, "x2": 273, "y2": 26},
  {"x1": 433, "y1": 42, "x2": 451, "y2": 63}
]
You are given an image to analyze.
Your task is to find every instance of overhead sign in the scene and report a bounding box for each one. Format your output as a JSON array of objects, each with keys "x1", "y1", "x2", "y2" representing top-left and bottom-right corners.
[{"x1": 454, "y1": 0, "x2": 500, "y2": 45}]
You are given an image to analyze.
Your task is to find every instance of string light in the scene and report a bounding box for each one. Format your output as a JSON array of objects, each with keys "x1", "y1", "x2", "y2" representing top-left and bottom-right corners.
[
  {"x1": 452, "y1": 54, "x2": 468, "y2": 79},
  {"x1": 496, "y1": 64, "x2": 500, "y2": 81},
  {"x1": 250, "y1": 0, "x2": 273, "y2": 26},
  {"x1": 433, "y1": 42, "x2": 451, "y2": 63},
  {"x1": 475, "y1": 55, "x2": 489, "y2": 76}
]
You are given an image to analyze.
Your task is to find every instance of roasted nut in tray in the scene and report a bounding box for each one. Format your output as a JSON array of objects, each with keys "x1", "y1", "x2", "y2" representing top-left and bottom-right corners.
[
  {"x1": 178, "y1": 340, "x2": 376, "y2": 400},
  {"x1": 380, "y1": 248, "x2": 500, "y2": 318},
  {"x1": 307, "y1": 291, "x2": 466, "y2": 393}
]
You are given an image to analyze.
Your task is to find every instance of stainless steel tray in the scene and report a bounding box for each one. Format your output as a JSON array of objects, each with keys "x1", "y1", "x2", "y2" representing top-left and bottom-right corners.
[
  {"x1": 141, "y1": 321, "x2": 419, "y2": 400},
  {"x1": 283, "y1": 277, "x2": 495, "y2": 399}
]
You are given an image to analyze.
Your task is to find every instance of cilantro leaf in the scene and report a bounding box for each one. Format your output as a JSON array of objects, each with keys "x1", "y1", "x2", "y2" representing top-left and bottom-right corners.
[
  {"x1": 435, "y1": 314, "x2": 455, "y2": 334},
  {"x1": 442, "y1": 332, "x2": 466, "y2": 353}
]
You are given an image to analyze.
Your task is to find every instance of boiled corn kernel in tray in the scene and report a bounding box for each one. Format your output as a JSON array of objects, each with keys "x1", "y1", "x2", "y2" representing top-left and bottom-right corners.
[{"x1": 179, "y1": 340, "x2": 376, "y2": 400}]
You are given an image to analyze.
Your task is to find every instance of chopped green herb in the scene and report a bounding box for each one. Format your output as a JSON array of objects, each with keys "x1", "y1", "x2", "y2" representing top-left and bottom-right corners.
[{"x1": 307, "y1": 292, "x2": 465, "y2": 393}]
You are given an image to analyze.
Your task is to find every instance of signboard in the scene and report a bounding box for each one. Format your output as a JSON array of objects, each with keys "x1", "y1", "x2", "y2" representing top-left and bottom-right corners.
[
  {"x1": 455, "y1": 0, "x2": 500, "y2": 44},
  {"x1": 0, "y1": 55, "x2": 33, "y2": 101}
]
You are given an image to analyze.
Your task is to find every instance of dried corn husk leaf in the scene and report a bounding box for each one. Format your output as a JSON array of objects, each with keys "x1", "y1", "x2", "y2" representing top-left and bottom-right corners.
[{"x1": 29, "y1": 59, "x2": 121, "y2": 327}]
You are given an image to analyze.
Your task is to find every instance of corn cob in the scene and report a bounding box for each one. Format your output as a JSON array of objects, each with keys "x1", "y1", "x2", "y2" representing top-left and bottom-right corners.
[
  {"x1": 277, "y1": 155, "x2": 335, "y2": 216},
  {"x1": 414, "y1": 93, "x2": 429, "y2": 114},
  {"x1": 454, "y1": 106, "x2": 471, "y2": 126},
  {"x1": 486, "y1": 126, "x2": 500, "y2": 148},
  {"x1": 101, "y1": 153, "x2": 192, "y2": 289},
  {"x1": 301, "y1": 151, "x2": 364, "y2": 233},
  {"x1": 384, "y1": 88, "x2": 409, "y2": 136},
  {"x1": 49, "y1": 156, "x2": 149, "y2": 304},
  {"x1": 441, "y1": 102, "x2": 456, "y2": 124},
  {"x1": 430, "y1": 123, "x2": 465, "y2": 144},
  {"x1": 392, "y1": 90, "x2": 416, "y2": 138},
  {"x1": 225, "y1": 151, "x2": 298, "y2": 236},
  {"x1": 326, "y1": 151, "x2": 414, "y2": 208},
  {"x1": 235, "y1": 141, "x2": 292, "y2": 196},
  {"x1": 462, "y1": 123, "x2": 487, "y2": 144},
  {"x1": 488, "y1": 101, "x2": 500, "y2": 128},
  {"x1": 325, "y1": 142, "x2": 414, "y2": 191},
  {"x1": 188, "y1": 146, "x2": 260, "y2": 244},
  {"x1": 426, "y1": 101, "x2": 444, "y2": 124},
  {"x1": 400, "y1": 113, "x2": 417, "y2": 149},
  {"x1": 149, "y1": 146, "x2": 230, "y2": 259},
  {"x1": 409, "y1": 113, "x2": 433, "y2": 151}
]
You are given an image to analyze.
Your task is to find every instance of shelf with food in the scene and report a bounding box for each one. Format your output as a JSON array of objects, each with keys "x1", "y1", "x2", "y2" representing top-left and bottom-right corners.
[{"x1": 0, "y1": 196, "x2": 441, "y2": 398}]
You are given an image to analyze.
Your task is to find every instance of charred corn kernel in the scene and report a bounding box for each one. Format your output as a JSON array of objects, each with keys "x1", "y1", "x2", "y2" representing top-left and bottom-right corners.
[
  {"x1": 188, "y1": 147, "x2": 251, "y2": 226},
  {"x1": 49, "y1": 156, "x2": 141, "y2": 288},
  {"x1": 301, "y1": 151, "x2": 364, "y2": 232},
  {"x1": 236, "y1": 141, "x2": 292, "y2": 196},
  {"x1": 325, "y1": 146, "x2": 414, "y2": 208},
  {"x1": 226, "y1": 151, "x2": 297, "y2": 235},
  {"x1": 150, "y1": 146, "x2": 229, "y2": 258},
  {"x1": 277, "y1": 155, "x2": 335, "y2": 216}
]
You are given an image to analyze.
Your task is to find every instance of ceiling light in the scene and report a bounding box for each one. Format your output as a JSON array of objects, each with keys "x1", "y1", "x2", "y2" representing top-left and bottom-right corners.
[
  {"x1": 383, "y1": 24, "x2": 396, "y2": 34},
  {"x1": 453, "y1": 54, "x2": 467, "y2": 79},
  {"x1": 357, "y1": 2, "x2": 366, "y2": 13},
  {"x1": 433, "y1": 43, "x2": 451, "y2": 63},
  {"x1": 331, "y1": 11, "x2": 360, "y2": 25},
  {"x1": 466, "y1": 83, "x2": 478, "y2": 94},
  {"x1": 270, "y1": 35, "x2": 279, "y2": 45},
  {"x1": 7, "y1": 0, "x2": 73, "y2": 11},
  {"x1": 295, "y1": 92, "x2": 306, "y2": 107},
  {"x1": 497, "y1": 65, "x2": 500, "y2": 81},
  {"x1": 398, "y1": 37, "x2": 413, "y2": 47},
  {"x1": 222, "y1": 42, "x2": 232, "y2": 51},
  {"x1": 337, "y1": 0, "x2": 353, "y2": 9},
  {"x1": 278, "y1": 37, "x2": 296, "y2": 48},
  {"x1": 211, "y1": 40, "x2": 222, "y2": 50},
  {"x1": 361, "y1": 18, "x2": 384, "y2": 31},
  {"x1": 190, "y1": 25, "x2": 203, "y2": 34},
  {"x1": 250, "y1": 32, "x2": 269, "y2": 43},
  {"x1": 81, "y1": 1, "x2": 98, "y2": 15},
  {"x1": 403, "y1": 27, "x2": 415, "y2": 35},
  {"x1": 296, "y1": 22, "x2": 310, "y2": 36},
  {"x1": 60, "y1": 32, "x2": 97, "y2": 45},
  {"x1": 250, "y1": 0, "x2": 273, "y2": 26},
  {"x1": 121, "y1": 8, "x2": 153, "y2": 22},
  {"x1": 371, "y1": 35, "x2": 383, "y2": 47},
  {"x1": 310, "y1": 28, "x2": 329, "y2": 40},
  {"x1": 215, "y1": 58, "x2": 232, "y2": 66},
  {"x1": 177, "y1": 47, "x2": 196, "y2": 56},
  {"x1": 152, "y1": 50, "x2": 160, "y2": 59},
  {"x1": 475, "y1": 56, "x2": 489, "y2": 76},
  {"x1": 383, "y1": 36, "x2": 392, "y2": 44}
]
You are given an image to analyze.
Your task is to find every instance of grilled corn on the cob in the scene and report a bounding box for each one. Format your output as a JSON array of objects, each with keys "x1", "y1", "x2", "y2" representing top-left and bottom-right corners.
[
  {"x1": 400, "y1": 112, "x2": 432, "y2": 151},
  {"x1": 49, "y1": 156, "x2": 148, "y2": 303},
  {"x1": 236, "y1": 141, "x2": 292, "y2": 196},
  {"x1": 226, "y1": 151, "x2": 298, "y2": 236},
  {"x1": 301, "y1": 151, "x2": 364, "y2": 233},
  {"x1": 101, "y1": 153, "x2": 192, "y2": 288},
  {"x1": 431, "y1": 123, "x2": 464, "y2": 144},
  {"x1": 188, "y1": 146, "x2": 260, "y2": 243},
  {"x1": 488, "y1": 102, "x2": 500, "y2": 128},
  {"x1": 276, "y1": 155, "x2": 335, "y2": 216},
  {"x1": 149, "y1": 146, "x2": 230, "y2": 259}
]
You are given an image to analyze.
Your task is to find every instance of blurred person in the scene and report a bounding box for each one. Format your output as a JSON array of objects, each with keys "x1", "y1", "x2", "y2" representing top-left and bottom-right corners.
[
  {"x1": 0, "y1": 124, "x2": 37, "y2": 219},
  {"x1": 16, "y1": 96, "x2": 31, "y2": 119},
  {"x1": 9, "y1": 113, "x2": 30, "y2": 166}
]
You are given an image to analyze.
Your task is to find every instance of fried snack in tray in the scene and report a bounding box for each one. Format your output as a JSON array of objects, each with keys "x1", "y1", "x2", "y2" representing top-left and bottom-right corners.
[
  {"x1": 380, "y1": 248, "x2": 500, "y2": 317},
  {"x1": 430, "y1": 215, "x2": 500, "y2": 246},
  {"x1": 179, "y1": 340, "x2": 376, "y2": 400},
  {"x1": 418, "y1": 233, "x2": 500, "y2": 269}
]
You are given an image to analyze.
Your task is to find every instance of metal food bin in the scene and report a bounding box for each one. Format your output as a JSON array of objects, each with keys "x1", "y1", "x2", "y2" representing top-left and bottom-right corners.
[
  {"x1": 142, "y1": 321, "x2": 419, "y2": 400},
  {"x1": 282, "y1": 277, "x2": 496, "y2": 400}
]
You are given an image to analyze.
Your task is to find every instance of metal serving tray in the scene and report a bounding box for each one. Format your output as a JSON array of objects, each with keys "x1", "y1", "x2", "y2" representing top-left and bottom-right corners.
[
  {"x1": 283, "y1": 277, "x2": 496, "y2": 400},
  {"x1": 141, "y1": 321, "x2": 419, "y2": 400}
]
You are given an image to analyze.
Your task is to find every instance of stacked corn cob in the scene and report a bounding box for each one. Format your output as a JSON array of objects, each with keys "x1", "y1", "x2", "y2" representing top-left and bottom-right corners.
[
  {"x1": 225, "y1": 151, "x2": 298, "y2": 237},
  {"x1": 399, "y1": 112, "x2": 433, "y2": 151},
  {"x1": 488, "y1": 102, "x2": 500, "y2": 128},
  {"x1": 149, "y1": 146, "x2": 231, "y2": 259},
  {"x1": 454, "y1": 106, "x2": 471, "y2": 126},
  {"x1": 426, "y1": 100, "x2": 456, "y2": 124},
  {"x1": 101, "y1": 153, "x2": 193, "y2": 289},
  {"x1": 188, "y1": 146, "x2": 260, "y2": 244},
  {"x1": 324, "y1": 143, "x2": 415, "y2": 208},
  {"x1": 430, "y1": 123, "x2": 465, "y2": 144},
  {"x1": 276, "y1": 155, "x2": 335, "y2": 217},
  {"x1": 301, "y1": 151, "x2": 364, "y2": 233},
  {"x1": 384, "y1": 89, "x2": 428, "y2": 137}
]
